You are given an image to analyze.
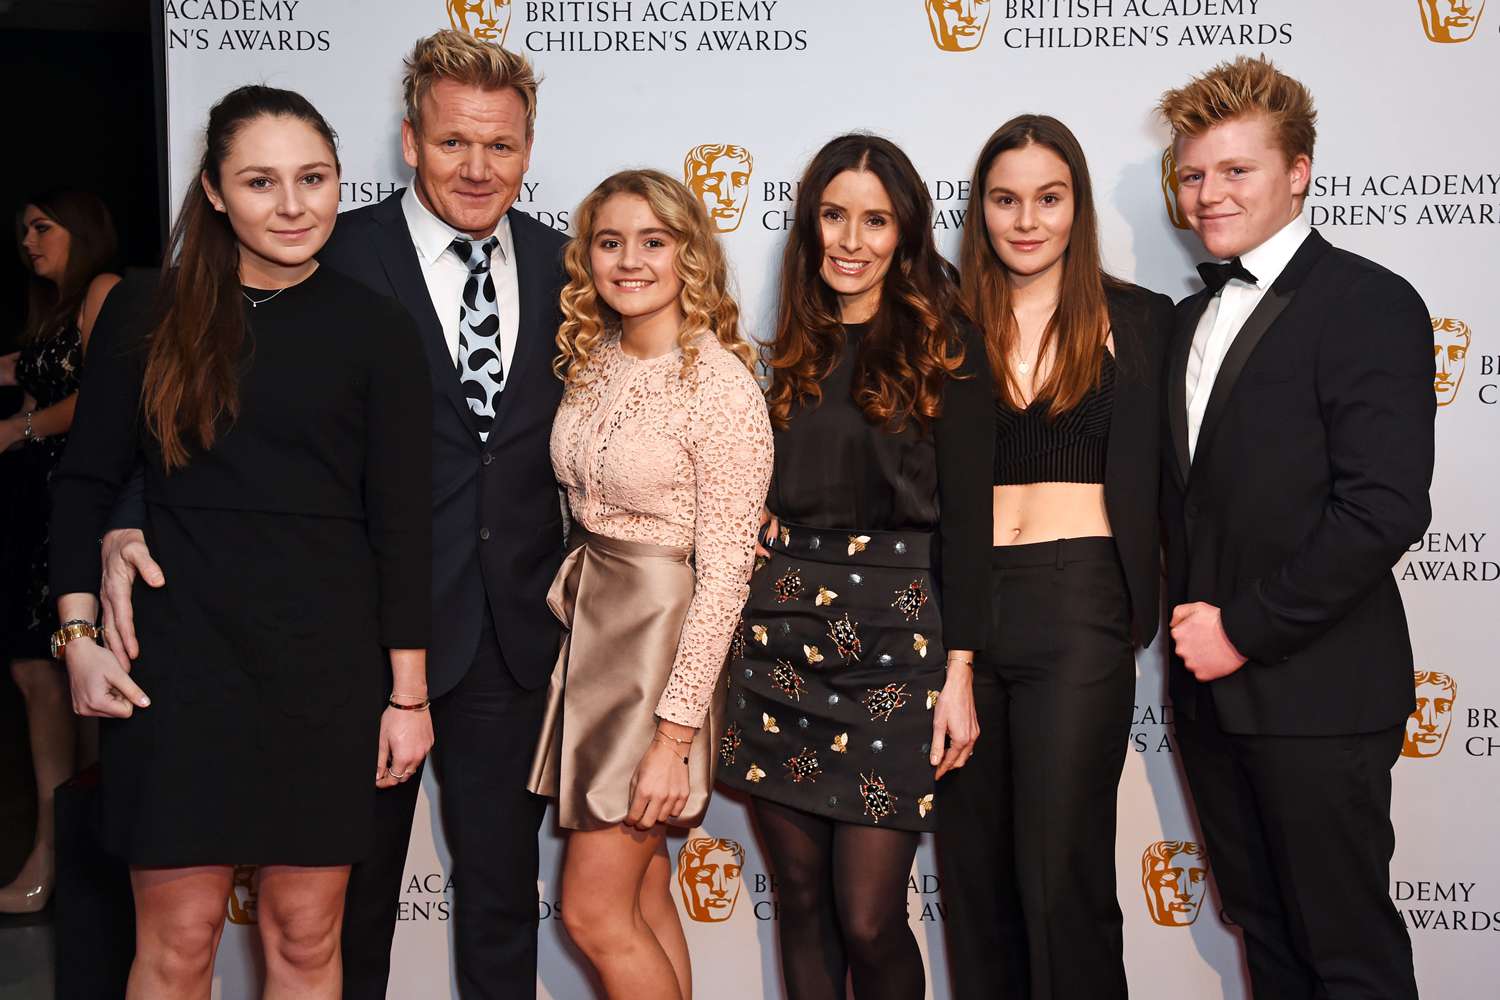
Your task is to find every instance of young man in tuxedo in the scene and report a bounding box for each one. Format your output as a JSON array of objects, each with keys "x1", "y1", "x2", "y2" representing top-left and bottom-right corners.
[
  {"x1": 94, "y1": 31, "x2": 566, "y2": 999},
  {"x1": 1158, "y1": 56, "x2": 1432, "y2": 999}
]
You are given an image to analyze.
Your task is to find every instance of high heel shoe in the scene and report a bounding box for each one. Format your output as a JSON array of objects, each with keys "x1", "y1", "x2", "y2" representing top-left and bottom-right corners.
[{"x1": 0, "y1": 851, "x2": 55, "y2": 914}]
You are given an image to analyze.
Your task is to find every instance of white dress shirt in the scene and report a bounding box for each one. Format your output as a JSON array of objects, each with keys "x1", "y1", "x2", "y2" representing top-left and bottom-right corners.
[
  {"x1": 401, "y1": 182, "x2": 521, "y2": 387},
  {"x1": 1185, "y1": 212, "x2": 1312, "y2": 461}
]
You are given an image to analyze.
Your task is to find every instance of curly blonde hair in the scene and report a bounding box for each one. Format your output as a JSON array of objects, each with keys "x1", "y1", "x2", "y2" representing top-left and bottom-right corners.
[{"x1": 554, "y1": 169, "x2": 755, "y2": 386}]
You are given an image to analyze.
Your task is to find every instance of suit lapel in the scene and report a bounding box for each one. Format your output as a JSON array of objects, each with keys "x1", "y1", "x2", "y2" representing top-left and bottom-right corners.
[
  {"x1": 373, "y1": 193, "x2": 480, "y2": 443},
  {"x1": 490, "y1": 210, "x2": 553, "y2": 431},
  {"x1": 1191, "y1": 230, "x2": 1330, "y2": 475},
  {"x1": 1168, "y1": 292, "x2": 1208, "y2": 484}
]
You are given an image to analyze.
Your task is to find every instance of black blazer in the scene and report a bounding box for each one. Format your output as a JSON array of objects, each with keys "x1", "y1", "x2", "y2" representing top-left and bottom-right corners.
[
  {"x1": 1161, "y1": 229, "x2": 1435, "y2": 736},
  {"x1": 321, "y1": 192, "x2": 568, "y2": 698},
  {"x1": 1101, "y1": 283, "x2": 1176, "y2": 647}
]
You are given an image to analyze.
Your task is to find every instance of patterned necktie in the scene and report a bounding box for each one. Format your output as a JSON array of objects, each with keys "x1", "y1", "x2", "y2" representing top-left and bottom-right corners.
[
  {"x1": 450, "y1": 235, "x2": 503, "y2": 441},
  {"x1": 1196, "y1": 257, "x2": 1258, "y2": 294}
]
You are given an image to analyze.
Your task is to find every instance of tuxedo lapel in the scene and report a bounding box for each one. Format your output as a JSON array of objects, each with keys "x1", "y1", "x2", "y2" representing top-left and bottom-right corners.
[
  {"x1": 1168, "y1": 292, "x2": 1208, "y2": 484},
  {"x1": 490, "y1": 210, "x2": 554, "y2": 431},
  {"x1": 1191, "y1": 230, "x2": 1331, "y2": 475},
  {"x1": 372, "y1": 194, "x2": 480, "y2": 443}
]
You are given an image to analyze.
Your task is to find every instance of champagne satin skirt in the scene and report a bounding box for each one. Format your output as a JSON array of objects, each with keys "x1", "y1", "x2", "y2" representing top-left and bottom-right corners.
[{"x1": 527, "y1": 529, "x2": 725, "y2": 831}]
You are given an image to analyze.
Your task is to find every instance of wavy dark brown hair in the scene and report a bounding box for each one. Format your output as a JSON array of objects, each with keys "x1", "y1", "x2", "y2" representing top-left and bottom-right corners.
[
  {"x1": 15, "y1": 189, "x2": 118, "y2": 344},
  {"x1": 959, "y1": 114, "x2": 1122, "y2": 416},
  {"x1": 766, "y1": 134, "x2": 966, "y2": 433},
  {"x1": 142, "y1": 85, "x2": 339, "y2": 470}
]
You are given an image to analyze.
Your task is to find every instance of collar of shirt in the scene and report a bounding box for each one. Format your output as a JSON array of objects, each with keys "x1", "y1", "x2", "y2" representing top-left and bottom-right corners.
[
  {"x1": 400, "y1": 181, "x2": 512, "y2": 268},
  {"x1": 1229, "y1": 211, "x2": 1311, "y2": 294}
]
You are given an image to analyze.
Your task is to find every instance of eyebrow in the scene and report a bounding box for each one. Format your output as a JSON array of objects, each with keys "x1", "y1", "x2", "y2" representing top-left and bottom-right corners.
[
  {"x1": 234, "y1": 161, "x2": 336, "y2": 175},
  {"x1": 820, "y1": 200, "x2": 890, "y2": 215},
  {"x1": 988, "y1": 179, "x2": 1070, "y2": 196},
  {"x1": 593, "y1": 227, "x2": 674, "y2": 239}
]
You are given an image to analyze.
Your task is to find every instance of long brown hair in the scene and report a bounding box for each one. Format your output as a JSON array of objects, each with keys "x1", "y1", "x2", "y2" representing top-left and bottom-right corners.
[
  {"x1": 766, "y1": 134, "x2": 965, "y2": 433},
  {"x1": 15, "y1": 189, "x2": 117, "y2": 344},
  {"x1": 142, "y1": 86, "x2": 339, "y2": 470},
  {"x1": 554, "y1": 169, "x2": 754, "y2": 386},
  {"x1": 959, "y1": 114, "x2": 1120, "y2": 416}
]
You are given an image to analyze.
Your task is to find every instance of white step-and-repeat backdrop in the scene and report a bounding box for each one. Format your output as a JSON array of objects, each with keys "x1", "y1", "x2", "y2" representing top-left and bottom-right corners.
[{"x1": 160, "y1": 3, "x2": 1498, "y2": 997}]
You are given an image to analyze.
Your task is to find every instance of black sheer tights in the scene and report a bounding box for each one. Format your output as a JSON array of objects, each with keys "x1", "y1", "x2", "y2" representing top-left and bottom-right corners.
[{"x1": 751, "y1": 798, "x2": 925, "y2": 1000}]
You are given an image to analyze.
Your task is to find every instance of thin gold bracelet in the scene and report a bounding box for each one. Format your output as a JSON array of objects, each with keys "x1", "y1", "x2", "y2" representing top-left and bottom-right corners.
[{"x1": 388, "y1": 698, "x2": 431, "y2": 712}]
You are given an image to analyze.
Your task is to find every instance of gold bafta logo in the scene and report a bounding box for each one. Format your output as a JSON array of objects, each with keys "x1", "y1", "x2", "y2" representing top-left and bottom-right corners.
[
  {"x1": 1161, "y1": 147, "x2": 1190, "y2": 230},
  {"x1": 1141, "y1": 841, "x2": 1207, "y2": 927},
  {"x1": 226, "y1": 864, "x2": 259, "y2": 925},
  {"x1": 683, "y1": 144, "x2": 754, "y2": 234},
  {"x1": 676, "y1": 836, "x2": 745, "y2": 923},
  {"x1": 447, "y1": 0, "x2": 513, "y2": 44},
  {"x1": 926, "y1": 0, "x2": 992, "y2": 51},
  {"x1": 1403, "y1": 671, "x2": 1458, "y2": 758},
  {"x1": 1418, "y1": 0, "x2": 1487, "y2": 42},
  {"x1": 1432, "y1": 318, "x2": 1471, "y2": 407}
]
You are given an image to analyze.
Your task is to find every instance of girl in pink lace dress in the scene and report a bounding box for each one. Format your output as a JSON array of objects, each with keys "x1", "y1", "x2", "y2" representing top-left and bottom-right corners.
[{"x1": 527, "y1": 169, "x2": 772, "y2": 999}]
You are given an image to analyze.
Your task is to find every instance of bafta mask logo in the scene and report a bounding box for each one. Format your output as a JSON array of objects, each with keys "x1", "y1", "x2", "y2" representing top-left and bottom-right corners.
[
  {"x1": 1161, "y1": 147, "x2": 1190, "y2": 230},
  {"x1": 1431, "y1": 318, "x2": 1471, "y2": 407},
  {"x1": 447, "y1": 0, "x2": 513, "y2": 44},
  {"x1": 676, "y1": 836, "x2": 745, "y2": 923},
  {"x1": 926, "y1": 0, "x2": 992, "y2": 51},
  {"x1": 1403, "y1": 671, "x2": 1458, "y2": 758},
  {"x1": 683, "y1": 144, "x2": 754, "y2": 234},
  {"x1": 226, "y1": 865, "x2": 259, "y2": 925},
  {"x1": 1418, "y1": 0, "x2": 1487, "y2": 42},
  {"x1": 1141, "y1": 841, "x2": 1208, "y2": 927}
]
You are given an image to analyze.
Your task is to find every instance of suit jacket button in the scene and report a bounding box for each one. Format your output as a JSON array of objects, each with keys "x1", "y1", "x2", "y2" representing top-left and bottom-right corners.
[
  {"x1": 480, "y1": 527, "x2": 491, "y2": 541},
  {"x1": 482, "y1": 453, "x2": 493, "y2": 466}
]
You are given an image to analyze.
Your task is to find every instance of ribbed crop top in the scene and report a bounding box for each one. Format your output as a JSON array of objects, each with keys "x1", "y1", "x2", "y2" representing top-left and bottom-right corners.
[{"x1": 993, "y1": 351, "x2": 1115, "y2": 486}]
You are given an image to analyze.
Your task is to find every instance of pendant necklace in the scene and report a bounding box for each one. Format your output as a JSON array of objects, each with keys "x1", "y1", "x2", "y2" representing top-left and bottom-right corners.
[{"x1": 242, "y1": 286, "x2": 288, "y2": 308}]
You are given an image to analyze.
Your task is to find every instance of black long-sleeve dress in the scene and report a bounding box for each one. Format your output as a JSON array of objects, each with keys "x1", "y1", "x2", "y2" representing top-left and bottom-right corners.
[
  {"x1": 49, "y1": 266, "x2": 432, "y2": 866},
  {"x1": 716, "y1": 320, "x2": 992, "y2": 830}
]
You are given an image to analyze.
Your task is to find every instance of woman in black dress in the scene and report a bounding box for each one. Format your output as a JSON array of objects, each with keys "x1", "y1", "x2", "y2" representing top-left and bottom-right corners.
[
  {"x1": 49, "y1": 86, "x2": 432, "y2": 998},
  {"x1": 0, "y1": 190, "x2": 119, "y2": 913},
  {"x1": 937, "y1": 115, "x2": 1175, "y2": 999},
  {"x1": 716, "y1": 134, "x2": 992, "y2": 999}
]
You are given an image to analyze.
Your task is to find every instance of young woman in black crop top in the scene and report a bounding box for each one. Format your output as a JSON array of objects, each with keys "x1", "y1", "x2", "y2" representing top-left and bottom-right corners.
[{"x1": 936, "y1": 116, "x2": 1176, "y2": 1000}]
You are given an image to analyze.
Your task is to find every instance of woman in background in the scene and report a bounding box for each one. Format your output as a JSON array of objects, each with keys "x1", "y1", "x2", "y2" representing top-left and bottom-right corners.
[
  {"x1": 49, "y1": 86, "x2": 432, "y2": 999},
  {"x1": 938, "y1": 114, "x2": 1175, "y2": 1000},
  {"x1": 0, "y1": 189, "x2": 119, "y2": 913},
  {"x1": 529, "y1": 169, "x2": 771, "y2": 1000},
  {"x1": 717, "y1": 133, "x2": 992, "y2": 999}
]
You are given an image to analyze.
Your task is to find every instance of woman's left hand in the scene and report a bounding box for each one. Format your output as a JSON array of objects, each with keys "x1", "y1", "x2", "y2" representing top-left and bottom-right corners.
[
  {"x1": 930, "y1": 660, "x2": 979, "y2": 780},
  {"x1": 375, "y1": 705, "x2": 434, "y2": 789},
  {"x1": 627, "y1": 729, "x2": 693, "y2": 830}
]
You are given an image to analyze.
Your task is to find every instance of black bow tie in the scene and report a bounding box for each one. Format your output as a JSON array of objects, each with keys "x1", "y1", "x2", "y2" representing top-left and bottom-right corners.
[{"x1": 1196, "y1": 258, "x2": 1258, "y2": 294}]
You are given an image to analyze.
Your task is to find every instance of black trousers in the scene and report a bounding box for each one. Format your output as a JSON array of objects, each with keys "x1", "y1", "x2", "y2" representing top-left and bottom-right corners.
[
  {"x1": 1175, "y1": 692, "x2": 1417, "y2": 1000},
  {"x1": 937, "y1": 538, "x2": 1134, "y2": 1000},
  {"x1": 341, "y1": 611, "x2": 549, "y2": 1000}
]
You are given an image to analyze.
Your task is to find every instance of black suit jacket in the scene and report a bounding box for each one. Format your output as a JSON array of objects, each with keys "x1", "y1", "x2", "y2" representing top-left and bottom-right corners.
[
  {"x1": 1102, "y1": 282, "x2": 1176, "y2": 647},
  {"x1": 321, "y1": 192, "x2": 568, "y2": 698},
  {"x1": 1161, "y1": 229, "x2": 1435, "y2": 736}
]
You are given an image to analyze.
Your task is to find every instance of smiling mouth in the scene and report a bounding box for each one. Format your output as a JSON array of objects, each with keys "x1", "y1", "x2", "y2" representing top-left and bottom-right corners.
[
  {"x1": 614, "y1": 279, "x2": 653, "y2": 291},
  {"x1": 273, "y1": 228, "x2": 314, "y2": 239},
  {"x1": 829, "y1": 257, "x2": 871, "y2": 276},
  {"x1": 1009, "y1": 240, "x2": 1045, "y2": 251}
]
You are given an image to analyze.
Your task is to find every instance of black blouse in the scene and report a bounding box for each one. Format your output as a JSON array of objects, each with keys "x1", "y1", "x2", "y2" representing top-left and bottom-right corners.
[
  {"x1": 767, "y1": 321, "x2": 994, "y2": 651},
  {"x1": 49, "y1": 267, "x2": 433, "y2": 647}
]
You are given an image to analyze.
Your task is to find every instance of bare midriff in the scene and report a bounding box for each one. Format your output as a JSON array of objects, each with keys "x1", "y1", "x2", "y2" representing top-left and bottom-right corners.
[{"x1": 993, "y1": 482, "x2": 1111, "y2": 546}]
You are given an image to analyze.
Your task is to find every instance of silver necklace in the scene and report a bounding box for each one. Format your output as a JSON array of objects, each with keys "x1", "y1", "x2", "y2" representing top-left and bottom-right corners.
[{"x1": 242, "y1": 286, "x2": 288, "y2": 308}]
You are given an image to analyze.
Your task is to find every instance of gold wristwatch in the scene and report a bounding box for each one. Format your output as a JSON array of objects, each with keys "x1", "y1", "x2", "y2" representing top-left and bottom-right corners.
[{"x1": 50, "y1": 620, "x2": 100, "y2": 659}]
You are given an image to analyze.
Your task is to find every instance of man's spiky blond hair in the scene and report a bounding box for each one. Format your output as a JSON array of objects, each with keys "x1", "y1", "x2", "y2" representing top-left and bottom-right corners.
[
  {"x1": 403, "y1": 29, "x2": 538, "y2": 136},
  {"x1": 1158, "y1": 55, "x2": 1317, "y2": 164}
]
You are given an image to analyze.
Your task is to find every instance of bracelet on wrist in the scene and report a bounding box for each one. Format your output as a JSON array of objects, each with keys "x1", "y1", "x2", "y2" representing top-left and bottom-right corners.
[
  {"x1": 22, "y1": 410, "x2": 36, "y2": 443},
  {"x1": 652, "y1": 731, "x2": 690, "y2": 764},
  {"x1": 387, "y1": 697, "x2": 430, "y2": 712}
]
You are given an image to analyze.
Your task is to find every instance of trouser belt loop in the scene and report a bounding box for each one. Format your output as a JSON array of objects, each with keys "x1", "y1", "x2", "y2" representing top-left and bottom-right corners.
[{"x1": 1054, "y1": 537, "x2": 1067, "y2": 570}]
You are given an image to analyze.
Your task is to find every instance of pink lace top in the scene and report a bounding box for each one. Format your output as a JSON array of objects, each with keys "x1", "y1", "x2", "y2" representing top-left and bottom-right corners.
[{"x1": 551, "y1": 334, "x2": 774, "y2": 727}]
